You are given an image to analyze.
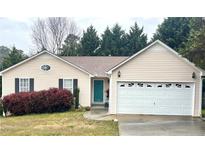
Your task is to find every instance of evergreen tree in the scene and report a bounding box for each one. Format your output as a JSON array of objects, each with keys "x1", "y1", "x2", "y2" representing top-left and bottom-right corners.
[
  {"x1": 0, "y1": 46, "x2": 27, "y2": 96},
  {"x1": 100, "y1": 23, "x2": 147, "y2": 56},
  {"x1": 80, "y1": 25, "x2": 100, "y2": 56},
  {"x1": 125, "y1": 22, "x2": 147, "y2": 56},
  {"x1": 152, "y1": 17, "x2": 192, "y2": 51},
  {"x1": 182, "y1": 18, "x2": 205, "y2": 69},
  {"x1": 0, "y1": 76, "x2": 1, "y2": 96},
  {"x1": 110, "y1": 24, "x2": 125, "y2": 56},
  {"x1": 0, "y1": 46, "x2": 10, "y2": 66},
  {"x1": 60, "y1": 34, "x2": 80, "y2": 56},
  {"x1": 2, "y1": 46, "x2": 27, "y2": 70},
  {"x1": 0, "y1": 46, "x2": 10, "y2": 97},
  {"x1": 99, "y1": 27, "x2": 113, "y2": 56}
]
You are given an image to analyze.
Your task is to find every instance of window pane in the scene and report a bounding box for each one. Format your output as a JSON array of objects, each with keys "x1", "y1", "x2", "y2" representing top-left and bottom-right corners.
[
  {"x1": 63, "y1": 79, "x2": 73, "y2": 92},
  {"x1": 19, "y1": 78, "x2": 29, "y2": 92}
]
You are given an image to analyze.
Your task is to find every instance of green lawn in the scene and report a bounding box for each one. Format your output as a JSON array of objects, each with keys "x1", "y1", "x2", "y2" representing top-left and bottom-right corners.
[{"x1": 0, "y1": 111, "x2": 119, "y2": 136}]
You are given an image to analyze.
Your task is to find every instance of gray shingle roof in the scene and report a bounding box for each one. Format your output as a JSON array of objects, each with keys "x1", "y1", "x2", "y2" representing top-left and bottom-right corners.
[{"x1": 61, "y1": 56, "x2": 128, "y2": 77}]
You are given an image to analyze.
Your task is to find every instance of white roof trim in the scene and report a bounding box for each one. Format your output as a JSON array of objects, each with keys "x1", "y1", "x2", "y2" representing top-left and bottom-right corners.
[
  {"x1": 0, "y1": 50, "x2": 93, "y2": 76},
  {"x1": 107, "y1": 40, "x2": 204, "y2": 74}
]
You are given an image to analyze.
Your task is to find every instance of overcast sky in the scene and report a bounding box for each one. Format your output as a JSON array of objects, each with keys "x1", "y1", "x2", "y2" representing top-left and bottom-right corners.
[{"x1": 0, "y1": 17, "x2": 164, "y2": 54}]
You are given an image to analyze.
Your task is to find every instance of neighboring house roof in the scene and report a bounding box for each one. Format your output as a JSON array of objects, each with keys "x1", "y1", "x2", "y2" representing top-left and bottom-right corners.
[
  {"x1": 0, "y1": 51, "x2": 93, "y2": 76},
  {"x1": 61, "y1": 56, "x2": 128, "y2": 77},
  {"x1": 107, "y1": 40, "x2": 205, "y2": 75}
]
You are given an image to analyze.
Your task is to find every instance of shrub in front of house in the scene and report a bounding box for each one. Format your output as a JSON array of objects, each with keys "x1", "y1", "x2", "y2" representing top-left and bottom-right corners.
[{"x1": 2, "y1": 88, "x2": 73, "y2": 116}]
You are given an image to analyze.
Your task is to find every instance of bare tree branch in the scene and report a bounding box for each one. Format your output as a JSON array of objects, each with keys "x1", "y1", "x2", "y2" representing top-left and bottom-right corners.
[
  {"x1": 31, "y1": 17, "x2": 80, "y2": 54},
  {"x1": 32, "y1": 18, "x2": 49, "y2": 52},
  {"x1": 68, "y1": 20, "x2": 81, "y2": 36}
]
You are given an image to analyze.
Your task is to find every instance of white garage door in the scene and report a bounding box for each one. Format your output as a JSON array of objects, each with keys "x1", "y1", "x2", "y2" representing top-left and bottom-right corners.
[{"x1": 117, "y1": 82, "x2": 194, "y2": 115}]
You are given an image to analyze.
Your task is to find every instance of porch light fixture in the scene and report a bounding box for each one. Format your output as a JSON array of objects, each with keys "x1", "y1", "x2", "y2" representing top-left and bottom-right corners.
[
  {"x1": 118, "y1": 71, "x2": 121, "y2": 78},
  {"x1": 192, "y1": 72, "x2": 196, "y2": 79}
]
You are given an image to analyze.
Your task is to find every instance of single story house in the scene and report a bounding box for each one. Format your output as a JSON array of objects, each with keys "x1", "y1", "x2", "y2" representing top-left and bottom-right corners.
[{"x1": 0, "y1": 40, "x2": 204, "y2": 117}]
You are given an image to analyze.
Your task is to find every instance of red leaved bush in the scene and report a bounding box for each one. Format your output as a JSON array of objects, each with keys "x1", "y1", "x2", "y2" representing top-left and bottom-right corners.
[{"x1": 2, "y1": 88, "x2": 73, "y2": 116}]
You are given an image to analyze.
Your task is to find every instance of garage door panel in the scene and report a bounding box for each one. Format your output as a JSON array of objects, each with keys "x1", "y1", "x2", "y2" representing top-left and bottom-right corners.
[{"x1": 117, "y1": 82, "x2": 194, "y2": 115}]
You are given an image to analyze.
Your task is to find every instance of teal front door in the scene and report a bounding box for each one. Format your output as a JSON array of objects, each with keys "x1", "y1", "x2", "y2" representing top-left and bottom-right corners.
[{"x1": 94, "y1": 80, "x2": 104, "y2": 103}]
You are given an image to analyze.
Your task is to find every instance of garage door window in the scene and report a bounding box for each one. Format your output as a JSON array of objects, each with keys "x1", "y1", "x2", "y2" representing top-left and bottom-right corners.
[
  {"x1": 166, "y1": 83, "x2": 172, "y2": 88},
  {"x1": 176, "y1": 84, "x2": 182, "y2": 88},
  {"x1": 147, "y1": 84, "x2": 152, "y2": 88},
  {"x1": 120, "y1": 84, "x2": 125, "y2": 87},
  {"x1": 185, "y1": 85, "x2": 191, "y2": 88},
  {"x1": 157, "y1": 84, "x2": 163, "y2": 88},
  {"x1": 128, "y1": 83, "x2": 134, "y2": 87},
  {"x1": 138, "y1": 83, "x2": 143, "y2": 87}
]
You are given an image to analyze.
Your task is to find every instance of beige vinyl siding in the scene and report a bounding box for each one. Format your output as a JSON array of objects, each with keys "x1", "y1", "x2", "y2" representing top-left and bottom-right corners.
[
  {"x1": 110, "y1": 43, "x2": 201, "y2": 116},
  {"x1": 2, "y1": 53, "x2": 91, "y2": 107}
]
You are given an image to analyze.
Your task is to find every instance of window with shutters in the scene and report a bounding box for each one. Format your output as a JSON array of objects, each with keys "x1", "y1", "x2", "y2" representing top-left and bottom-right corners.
[
  {"x1": 19, "y1": 78, "x2": 30, "y2": 92},
  {"x1": 63, "y1": 79, "x2": 73, "y2": 93}
]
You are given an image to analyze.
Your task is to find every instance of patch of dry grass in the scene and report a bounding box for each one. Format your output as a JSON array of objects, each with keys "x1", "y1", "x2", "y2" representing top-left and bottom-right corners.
[{"x1": 0, "y1": 111, "x2": 118, "y2": 136}]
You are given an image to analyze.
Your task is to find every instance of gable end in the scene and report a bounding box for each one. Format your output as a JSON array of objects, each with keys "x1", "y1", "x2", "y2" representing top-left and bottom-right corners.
[
  {"x1": 0, "y1": 51, "x2": 93, "y2": 76},
  {"x1": 107, "y1": 40, "x2": 203, "y2": 75}
]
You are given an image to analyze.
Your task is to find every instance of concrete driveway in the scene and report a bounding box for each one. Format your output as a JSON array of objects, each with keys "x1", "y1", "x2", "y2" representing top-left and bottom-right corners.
[{"x1": 117, "y1": 115, "x2": 205, "y2": 136}]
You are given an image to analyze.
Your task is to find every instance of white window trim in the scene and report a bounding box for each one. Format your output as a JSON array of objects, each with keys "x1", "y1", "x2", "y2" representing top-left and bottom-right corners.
[
  {"x1": 63, "y1": 79, "x2": 73, "y2": 93},
  {"x1": 19, "y1": 78, "x2": 30, "y2": 92}
]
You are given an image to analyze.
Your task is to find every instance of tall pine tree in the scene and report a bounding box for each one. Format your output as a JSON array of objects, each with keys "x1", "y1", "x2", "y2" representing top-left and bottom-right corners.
[
  {"x1": 182, "y1": 18, "x2": 205, "y2": 69},
  {"x1": 60, "y1": 34, "x2": 80, "y2": 56},
  {"x1": 80, "y1": 25, "x2": 100, "y2": 56},
  {"x1": 99, "y1": 27, "x2": 113, "y2": 56},
  {"x1": 1, "y1": 46, "x2": 27, "y2": 96},
  {"x1": 152, "y1": 17, "x2": 192, "y2": 51},
  {"x1": 125, "y1": 22, "x2": 147, "y2": 56},
  {"x1": 110, "y1": 24, "x2": 125, "y2": 56},
  {"x1": 2, "y1": 46, "x2": 27, "y2": 70}
]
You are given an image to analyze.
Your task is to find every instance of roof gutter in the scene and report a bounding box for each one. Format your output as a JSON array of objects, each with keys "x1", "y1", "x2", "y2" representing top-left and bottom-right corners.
[
  {"x1": 89, "y1": 74, "x2": 94, "y2": 78},
  {"x1": 106, "y1": 71, "x2": 112, "y2": 75}
]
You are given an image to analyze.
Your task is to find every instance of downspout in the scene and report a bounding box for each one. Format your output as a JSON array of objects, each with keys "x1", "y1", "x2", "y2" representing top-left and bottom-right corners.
[
  {"x1": 108, "y1": 73, "x2": 112, "y2": 114},
  {"x1": 201, "y1": 76, "x2": 205, "y2": 113},
  {"x1": 201, "y1": 75, "x2": 205, "y2": 117},
  {"x1": 89, "y1": 75, "x2": 93, "y2": 108}
]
